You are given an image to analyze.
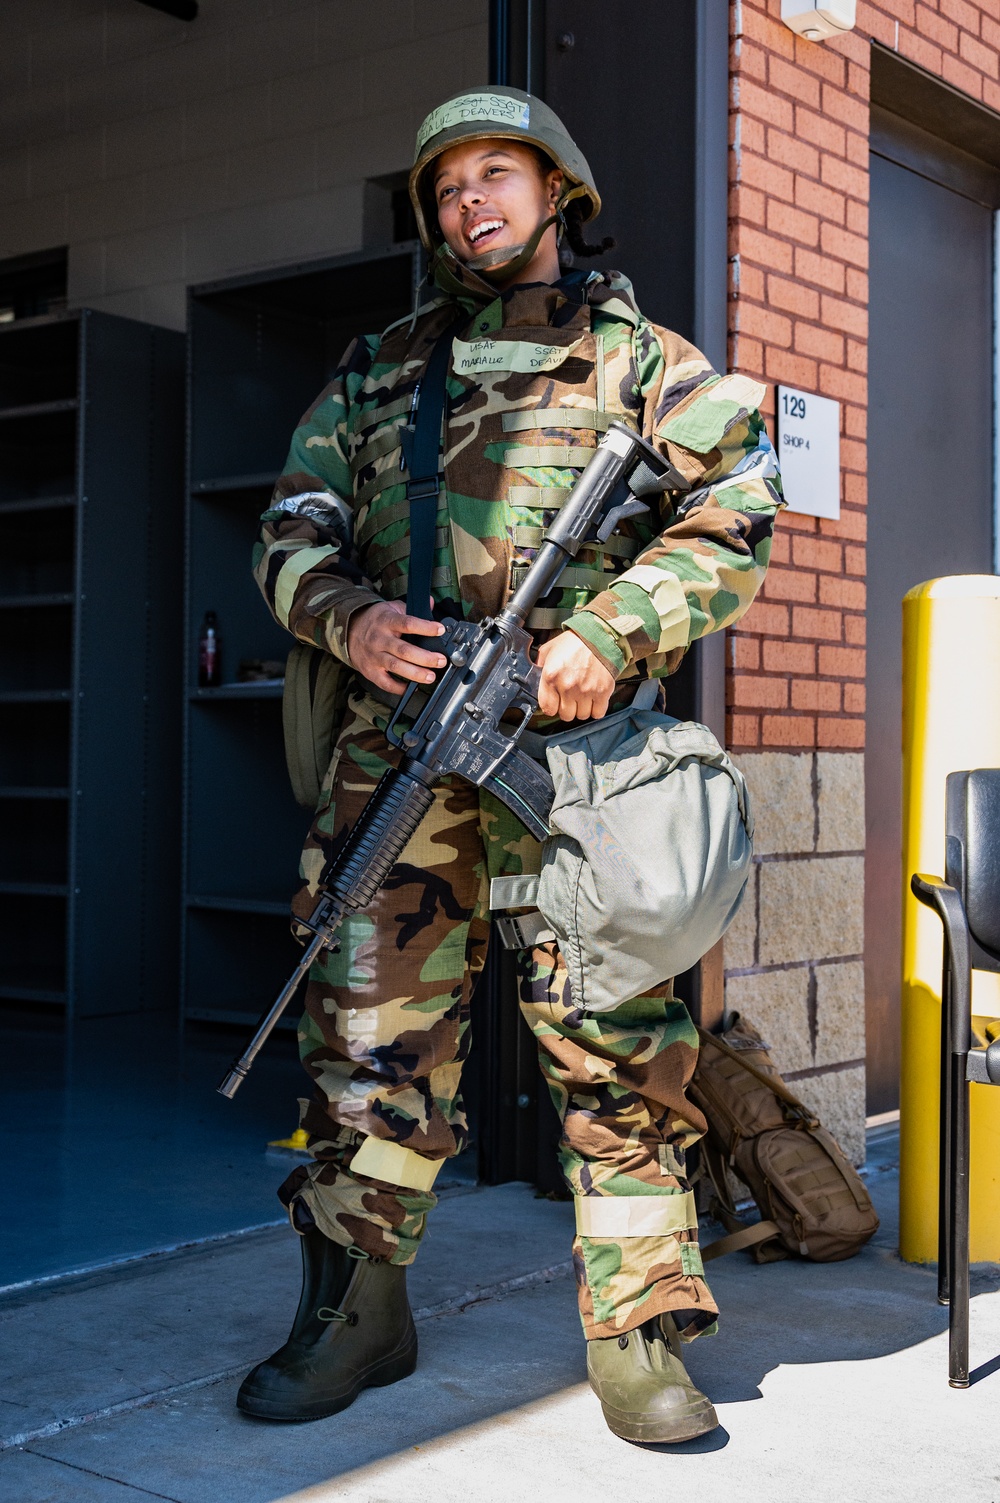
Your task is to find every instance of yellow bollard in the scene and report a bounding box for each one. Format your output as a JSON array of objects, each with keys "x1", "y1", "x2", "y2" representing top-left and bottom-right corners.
[{"x1": 901, "y1": 575, "x2": 1000, "y2": 1263}]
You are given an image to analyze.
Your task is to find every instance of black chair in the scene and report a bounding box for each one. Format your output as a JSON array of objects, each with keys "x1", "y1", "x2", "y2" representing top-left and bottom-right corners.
[{"x1": 911, "y1": 768, "x2": 1000, "y2": 1388}]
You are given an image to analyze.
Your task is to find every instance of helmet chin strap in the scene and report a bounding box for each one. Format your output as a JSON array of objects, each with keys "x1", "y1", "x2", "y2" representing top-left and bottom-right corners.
[
  {"x1": 433, "y1": 182, "x2": 590, "y2": 296},
  {"x1": 465, "y1": 212, "x2": 554, "y2": 279}
]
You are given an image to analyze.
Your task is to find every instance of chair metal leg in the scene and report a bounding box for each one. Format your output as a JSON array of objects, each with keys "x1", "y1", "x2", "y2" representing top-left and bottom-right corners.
[
  {"x1": 938, "y1": 949, "x2": 952, "y2": 1306},
  {"x1": 949, "y1": 1051, "x2": 971, "y2": 1387},
  {"x1": 948, "y1": 915, "x2": 972, "y2": 1389},
  {"x1": 908, "y1": 870, "x2": 972, "y2": 1386}
]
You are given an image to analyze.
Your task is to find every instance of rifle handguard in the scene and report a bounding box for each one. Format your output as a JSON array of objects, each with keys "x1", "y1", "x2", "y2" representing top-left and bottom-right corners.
[{"x1": 324, "y1": 768, "x2": 435, "y2": 909}]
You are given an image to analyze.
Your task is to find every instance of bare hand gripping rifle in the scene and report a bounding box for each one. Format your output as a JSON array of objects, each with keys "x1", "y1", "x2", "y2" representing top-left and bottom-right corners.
[{"x1": 218, "y1": 421, "x2": 683, "y2": 1098}]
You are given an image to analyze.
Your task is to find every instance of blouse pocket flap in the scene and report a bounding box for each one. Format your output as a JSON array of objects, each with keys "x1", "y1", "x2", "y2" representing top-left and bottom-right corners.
[{"x1": 659, "y1": 373, "x2": 766, "y2": 454}]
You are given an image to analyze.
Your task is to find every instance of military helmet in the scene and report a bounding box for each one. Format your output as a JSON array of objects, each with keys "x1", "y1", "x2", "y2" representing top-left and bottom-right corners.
[{"x1": 408, "y1": 86, "x2": 601, "y2": 252}]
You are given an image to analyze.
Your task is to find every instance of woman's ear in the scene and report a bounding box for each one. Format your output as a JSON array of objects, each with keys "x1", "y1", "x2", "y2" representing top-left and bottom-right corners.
[{"x1": 547, "y1": 169, "x2": 563, "y2": 208}]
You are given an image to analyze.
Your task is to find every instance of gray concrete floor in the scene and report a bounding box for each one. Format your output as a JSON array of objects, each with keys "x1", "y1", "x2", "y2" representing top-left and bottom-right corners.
[{"x1": 2, "y1": 1127, "x2": 998, "y2": 1503}]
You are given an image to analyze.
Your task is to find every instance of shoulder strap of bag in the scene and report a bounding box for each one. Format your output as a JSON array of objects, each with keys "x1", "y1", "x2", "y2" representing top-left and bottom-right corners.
[
  {"x1": 631, "y1": 676, "x2": 659, "y2": 710},
  {"x1": 402, "y1": 318, "x2": 465, "y2": 620},
  {"x1": 702, "y1": 1221, "x2": 781, "y2": 1263},
  {"x1": 696, "y1": 1135, "x2": 781, "y2": 1263},
  {"x1": 697, "y1": 1026, "x2": 817, "y2": 1122}
]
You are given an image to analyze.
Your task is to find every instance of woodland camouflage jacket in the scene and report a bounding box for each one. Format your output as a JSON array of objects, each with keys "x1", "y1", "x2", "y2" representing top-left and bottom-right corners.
[{"x1": 254, "y1": 265, "x2": 783, "y2": 684}]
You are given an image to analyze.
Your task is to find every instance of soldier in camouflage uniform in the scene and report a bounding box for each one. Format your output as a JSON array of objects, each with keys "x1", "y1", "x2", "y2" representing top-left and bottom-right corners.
[{"x1": 239, "y1": 87, "x2": 782, "y2": 1443}]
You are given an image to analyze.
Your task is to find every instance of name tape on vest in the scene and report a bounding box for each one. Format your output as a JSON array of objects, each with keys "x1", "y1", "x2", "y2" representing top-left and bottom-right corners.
[{"x1": 453, "y1": 336, "x2": 583, "y2": 377}]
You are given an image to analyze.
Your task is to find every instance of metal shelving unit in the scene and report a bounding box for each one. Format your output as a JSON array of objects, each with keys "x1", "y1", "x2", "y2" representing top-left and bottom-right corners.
[
  {"x1": 0, "y1": 309, "x2": 184, "y2": 1017},
  {"x1": 182, "y1": 244, "x2": 422, "y2": 1028}
]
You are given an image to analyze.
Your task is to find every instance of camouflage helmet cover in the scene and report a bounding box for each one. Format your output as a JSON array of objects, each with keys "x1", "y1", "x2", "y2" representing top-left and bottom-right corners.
[{"x1": 408, "y1": 86, "x2": 601, "y2": 251}]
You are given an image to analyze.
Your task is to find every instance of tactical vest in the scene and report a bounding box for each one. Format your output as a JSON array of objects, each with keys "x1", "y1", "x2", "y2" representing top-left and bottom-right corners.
[{"x1": 345, "y1": 278, "x2": 653, "y2": 638}]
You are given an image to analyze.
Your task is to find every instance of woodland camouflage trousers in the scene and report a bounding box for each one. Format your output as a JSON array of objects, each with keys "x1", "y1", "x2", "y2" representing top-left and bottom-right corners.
[{"x1": 279, "y1": 690, "x2": 718, "y2": 1342}]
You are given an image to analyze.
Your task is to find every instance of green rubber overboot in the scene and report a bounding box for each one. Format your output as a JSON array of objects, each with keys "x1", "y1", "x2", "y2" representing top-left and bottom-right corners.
[
  {"x1": 237, "y1": 1228, "x2": 417, "y2": 1422},
  {"x1": 587, "y1": 1312, "x2": 719, "y2": 1444}
]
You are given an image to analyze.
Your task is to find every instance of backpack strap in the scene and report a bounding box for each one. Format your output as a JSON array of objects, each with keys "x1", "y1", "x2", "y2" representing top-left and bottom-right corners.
[
  {"x1": 631, "y1": 676, "x2": 659, "y2": 711},
  {"x1": 401, "y1": 318, "x2": 465, "y2": 620},
  {"x1": 702, "y1": 1220, "x2": 781, "y2": 1263},
  {"x1": 696, "y1": 1026, "x2": 818, "y2": 1124},
  {"x1": 697, "y1": 1127, "x2": 781, "y2": 1263}
]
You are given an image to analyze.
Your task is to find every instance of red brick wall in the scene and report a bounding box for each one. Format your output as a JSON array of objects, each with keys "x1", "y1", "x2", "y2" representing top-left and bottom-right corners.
[
  {"x1": 728, "y1": 0, "x2": 1000, "y2": 754},
  {"x1": 728, "y1": 0, "x2": 871, "y2": 753}
]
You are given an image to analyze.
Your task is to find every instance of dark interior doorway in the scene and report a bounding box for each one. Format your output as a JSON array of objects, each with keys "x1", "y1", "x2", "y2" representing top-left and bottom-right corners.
[
  {"x1": 0, "y1": 246, "x2": 67, "y2": 323},
  {"x1": 866, "y1": 79, "x2": 999, "y2": 1113}
]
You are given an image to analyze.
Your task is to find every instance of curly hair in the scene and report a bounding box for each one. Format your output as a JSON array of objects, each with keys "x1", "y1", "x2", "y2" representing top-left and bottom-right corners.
[{"x1": 560, "y1": 194, "x2": 615, "y2": 260}]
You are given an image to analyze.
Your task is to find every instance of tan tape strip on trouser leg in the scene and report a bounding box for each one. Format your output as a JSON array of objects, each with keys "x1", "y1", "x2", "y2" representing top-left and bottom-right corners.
[
  {"x1": 575, "y1": 1191, "x2": 698, "y2": 1238},
  {"x1": 351, "y1": 1134, "x2": 444, "y2": 1193}
]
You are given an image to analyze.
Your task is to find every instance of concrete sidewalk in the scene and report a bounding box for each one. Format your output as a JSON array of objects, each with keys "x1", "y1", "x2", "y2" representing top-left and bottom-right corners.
[{"x1": 2, "y1": 1128, "x2": 998, "y2": 1502}]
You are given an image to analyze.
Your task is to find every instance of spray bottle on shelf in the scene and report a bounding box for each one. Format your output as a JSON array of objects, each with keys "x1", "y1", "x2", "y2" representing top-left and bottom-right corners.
[{"x1": 198, "y1": 610, "x2": 221, "y2": 688}]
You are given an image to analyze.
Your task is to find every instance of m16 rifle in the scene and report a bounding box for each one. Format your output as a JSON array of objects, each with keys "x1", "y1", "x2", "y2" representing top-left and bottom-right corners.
[{"x1": 218, "y1": 420, "x2": 684, "y2": 1098}]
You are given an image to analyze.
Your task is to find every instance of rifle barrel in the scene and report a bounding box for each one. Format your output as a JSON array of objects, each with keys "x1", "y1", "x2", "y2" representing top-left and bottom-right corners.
[{"x1": 217, "y1": 929, "x2": 329, "y2": 1098}]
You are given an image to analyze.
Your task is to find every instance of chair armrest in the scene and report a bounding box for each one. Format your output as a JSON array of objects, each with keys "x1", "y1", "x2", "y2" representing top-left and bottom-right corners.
[
  {"x1": 967, "y1": 1039, "x2": 1000, "y2": 1085},
  {"x1": 910, "y1": 873, "x2": 971, "y2": 1055},
  {"x1": 911, "y1": 871, "x2": 954, "y2": 907}
]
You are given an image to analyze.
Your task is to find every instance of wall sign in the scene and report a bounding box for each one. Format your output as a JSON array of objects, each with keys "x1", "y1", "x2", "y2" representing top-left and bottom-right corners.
[{"x1": 776, "y1": 385, "x2": 841, "y2": 519}]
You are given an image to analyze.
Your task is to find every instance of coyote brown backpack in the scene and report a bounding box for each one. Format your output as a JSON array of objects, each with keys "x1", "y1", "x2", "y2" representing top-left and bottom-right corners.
[{"x1": 689, "y1": 1013, "x2": 879, "y2": 1265}]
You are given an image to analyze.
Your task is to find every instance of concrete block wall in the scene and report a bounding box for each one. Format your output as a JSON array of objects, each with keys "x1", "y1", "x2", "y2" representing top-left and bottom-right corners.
[
  {"x1": 725, "y1": 0, "x2": 1000, "y2": 1160},
  {"x1": 0, "y1": 0, "x2": 489, "y2": 330},
  {"x1": 725, "y1": 752, "x2": 867, "y2": 1162}
]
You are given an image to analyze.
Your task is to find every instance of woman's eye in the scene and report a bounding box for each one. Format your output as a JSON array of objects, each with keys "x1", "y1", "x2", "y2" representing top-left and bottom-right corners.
[{"x1": 438, "y1": 185, "x2": 455, "y2": 202}]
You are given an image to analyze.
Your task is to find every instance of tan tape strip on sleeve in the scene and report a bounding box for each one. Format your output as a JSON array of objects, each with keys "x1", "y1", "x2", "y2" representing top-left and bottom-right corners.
[
  {"x1": 575, "y1": 1191, "x2": 698, "y2": 1238},
  {"x1": 273, "y1": 545, "x2": 339, "y2": 627},
  {"x1": 351, "y1": 1134, "x2": 444, "y2": 1193}
]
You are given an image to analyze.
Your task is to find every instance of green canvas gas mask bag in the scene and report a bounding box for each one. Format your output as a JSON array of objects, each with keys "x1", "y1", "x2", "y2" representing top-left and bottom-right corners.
[{"x1": 492, "y1": 680, "x2": 754, "y2": 1012}]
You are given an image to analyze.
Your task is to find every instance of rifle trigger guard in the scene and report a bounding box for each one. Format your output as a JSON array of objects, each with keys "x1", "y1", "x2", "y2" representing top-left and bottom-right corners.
[
  {"x1": 508, "y1": 700, "x2": 534, "y2": 742},
  {"x1": 384, "y1": 685, "x2": 417, "y2": 750}
]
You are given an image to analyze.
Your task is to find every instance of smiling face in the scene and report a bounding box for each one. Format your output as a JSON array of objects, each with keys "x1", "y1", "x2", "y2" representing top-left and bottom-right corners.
[{"x1": 432, "y1": 139, "x2": 563, "y2": 285}]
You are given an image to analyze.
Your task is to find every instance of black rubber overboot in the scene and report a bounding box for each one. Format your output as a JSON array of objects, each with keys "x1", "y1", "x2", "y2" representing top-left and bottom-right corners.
[
  {"x1": 237, "y1": 1228, "x2": 417, "y2": 1422},
  {"x1": 587, "y1": 1311, "x2": 718, "y2": 1445}
]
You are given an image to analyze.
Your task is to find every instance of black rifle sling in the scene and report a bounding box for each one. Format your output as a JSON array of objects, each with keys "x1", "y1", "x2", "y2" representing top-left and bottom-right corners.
[{"x1": 403, "y1": 319, "x2": 464, "y2": 620}]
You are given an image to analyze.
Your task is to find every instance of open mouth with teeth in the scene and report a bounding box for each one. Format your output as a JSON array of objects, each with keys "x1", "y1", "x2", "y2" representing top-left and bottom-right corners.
[{"x1": 466, "y1": 217, "x2": 506, "y2": 251}]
